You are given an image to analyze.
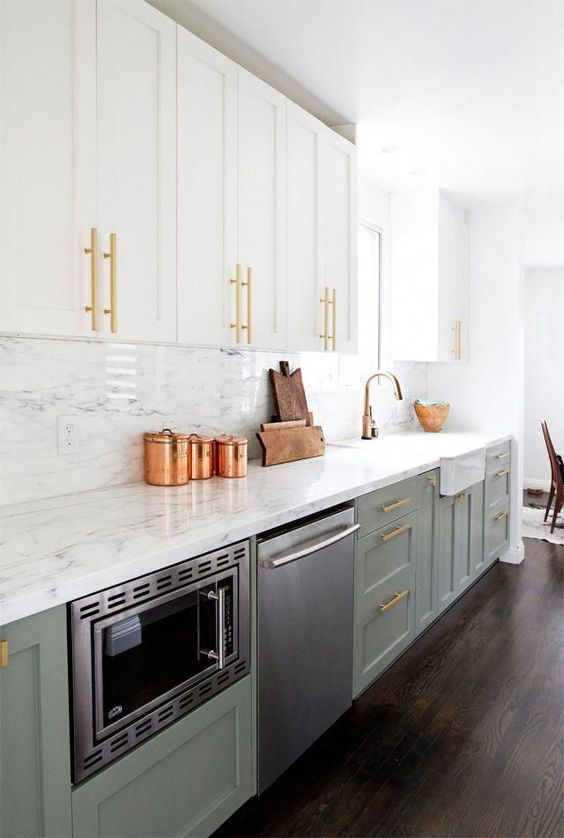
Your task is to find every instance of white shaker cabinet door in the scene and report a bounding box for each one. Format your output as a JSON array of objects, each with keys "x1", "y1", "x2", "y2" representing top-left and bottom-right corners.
[
  {"x1": 0, "y1": 0, "x2": 96, "y2": 336},
  {"x1": 177, "y1": 28, "x2": 237, "y2": 347},
  {"x1": 286, "y1": 102, "x2": 325, "y2": 352},
  {"x1": 322, "y1": 131, "x2": 358, "y2": 355},
  {"x1": 237, "y1": 68, "x2": 287, "y2": 350},
  {"x1": 96, "y1": 0, "x2": 176, "y2": 342}
]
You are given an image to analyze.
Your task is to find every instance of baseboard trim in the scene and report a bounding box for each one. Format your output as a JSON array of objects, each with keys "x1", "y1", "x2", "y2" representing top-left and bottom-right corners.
[
  {"x1": 524, "y1": 477, "x2": 550, "y2": 492},
  {"x1": 499, "y1": 541, "x2": 525, "y2": 565}
]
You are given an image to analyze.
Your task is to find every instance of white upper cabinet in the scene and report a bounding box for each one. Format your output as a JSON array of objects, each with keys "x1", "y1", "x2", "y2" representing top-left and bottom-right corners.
[
  {"x1": 322, "y1": 130, "x2": 358, "y2": 354},
  {"x1": 97, "y1": 0, "x2": 177, "y2": 342},
  {"x1": 177, "y1": 28, "x2": 237, "y2": 347},
  {"x1": 286, "y1": 102, "x2": 324, "y2": 352},
  {"x1": 0, "y1": 0, "x2": 96, "y2": 336},
  {"x1": 391, "y1": 191, "x2": 468, "y2": 363},
  {"x1": 237, "y1": 69, "x2": 287, "y2": 351},
  {"x1": 286, "y1": 102, "x2": 358, "y2": 353}
]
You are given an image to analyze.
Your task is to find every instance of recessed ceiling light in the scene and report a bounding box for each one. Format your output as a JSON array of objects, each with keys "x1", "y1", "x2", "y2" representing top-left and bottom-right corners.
[{"x1": 381, "y1": 146, "x2": 399, "y2": 154}]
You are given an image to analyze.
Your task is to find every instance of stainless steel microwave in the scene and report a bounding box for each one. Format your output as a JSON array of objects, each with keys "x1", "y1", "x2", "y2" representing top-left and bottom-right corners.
[{"x1": 69, "y1": 541, "x2": 250, "y2": 783}]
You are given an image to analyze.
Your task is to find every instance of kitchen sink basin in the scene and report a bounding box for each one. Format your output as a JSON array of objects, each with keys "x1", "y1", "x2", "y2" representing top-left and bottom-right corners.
[{"x1": 440, "y1": 447, "x2": 486, "y2": 495}]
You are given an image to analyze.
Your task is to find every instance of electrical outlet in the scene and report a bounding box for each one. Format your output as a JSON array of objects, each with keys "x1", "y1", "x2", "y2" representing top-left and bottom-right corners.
[{"x1": 57, "y1": 416, "x2": 79, "y2": 455}]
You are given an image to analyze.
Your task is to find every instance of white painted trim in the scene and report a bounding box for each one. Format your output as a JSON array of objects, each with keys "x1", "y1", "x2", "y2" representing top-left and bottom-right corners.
[
  {"x1": 499, "y1": 541, "x2": 525, "y2": 564},
  {"x1": 524, "y1": 477, "x2": 550, "y2": 492}
]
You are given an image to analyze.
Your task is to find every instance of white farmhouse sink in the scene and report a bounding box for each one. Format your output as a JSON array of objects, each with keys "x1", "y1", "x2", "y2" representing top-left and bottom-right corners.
[{"x1": 440, "y1": 447, "x2": 486, "y2": 496}]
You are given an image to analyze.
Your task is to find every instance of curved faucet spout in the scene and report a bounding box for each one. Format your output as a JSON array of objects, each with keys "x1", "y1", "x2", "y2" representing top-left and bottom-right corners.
[{"x1": 362, "y1": 371, "x2": 403, "y2": 440}]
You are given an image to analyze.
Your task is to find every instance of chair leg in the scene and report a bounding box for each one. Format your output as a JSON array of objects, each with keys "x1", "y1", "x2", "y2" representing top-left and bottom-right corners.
[
  {"x1": 550, "y1": 488, "x2": 563, "y2": 534},
  {"x1": 544, "y1": 484, "x2": 555, "y2": 521}
]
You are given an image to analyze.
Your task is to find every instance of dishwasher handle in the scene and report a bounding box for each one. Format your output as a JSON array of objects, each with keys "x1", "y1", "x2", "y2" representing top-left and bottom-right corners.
[{"x1": 261, "y1": 523, "x2": 359, "y2": 569}]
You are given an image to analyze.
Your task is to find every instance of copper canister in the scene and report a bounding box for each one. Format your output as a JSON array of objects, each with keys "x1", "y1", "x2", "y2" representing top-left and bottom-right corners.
[
  {"x1": 143, "y1": 429, "x2": 190, "y2": 486},
  {"x1": 215, "y1": 434, "x2": 248, "y2": 478},
  {"x1": 187, "y1": 434, "x2": 215, "y2": 480}
]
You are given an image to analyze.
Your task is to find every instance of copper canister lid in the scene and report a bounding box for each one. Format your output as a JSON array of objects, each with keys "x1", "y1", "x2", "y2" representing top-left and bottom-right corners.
[
  {"x1": 187, "y1": 433, "x2": 215, "y2": 445},
  {"x1": 143, "y1": 428, "x2": 191, "y2": 443},
  {"x1": 215, "y1": 434, "x2": 248, "y2": 446}
]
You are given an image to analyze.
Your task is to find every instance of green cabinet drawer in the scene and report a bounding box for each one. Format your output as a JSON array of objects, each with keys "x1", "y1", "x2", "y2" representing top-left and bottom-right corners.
[
  {"x1": 357, "y1": 474, "x2": 421, "y2": 538},
  {"x1": 354, "y1": 512, "x2": 417, "y2": 696},
  {"x1": 72, "y1": 676, "x2": 253, "y2": 838},
  {"x1": 485, "y1": 463, "x2": 511, "y2": 511},
  {"x1": 486, "y1": 441, "x2": 511, "y2": 475},
  {"x1": 485, "y1": 502, "x2": 510, "y2": 566},
  {"x1": 0, "y1": 607, "x2": 72, "y2": 838}
]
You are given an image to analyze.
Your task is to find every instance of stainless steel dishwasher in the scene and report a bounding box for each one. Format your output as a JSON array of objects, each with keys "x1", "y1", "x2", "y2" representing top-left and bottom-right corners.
[{"x1": 257, "y1": 505, "x2": 358, "y2": 793}]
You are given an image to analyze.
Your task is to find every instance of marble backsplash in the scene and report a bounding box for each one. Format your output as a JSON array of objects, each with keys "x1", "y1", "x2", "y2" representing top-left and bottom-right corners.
[{"x1": 0, "y1": 336, "x2": 428, "y2": 506}]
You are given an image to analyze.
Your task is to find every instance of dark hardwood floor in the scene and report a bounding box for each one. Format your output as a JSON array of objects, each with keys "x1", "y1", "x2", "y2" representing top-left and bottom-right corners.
[{"x1": 217, "y1": 538, "x2": 564, "y2": 837}]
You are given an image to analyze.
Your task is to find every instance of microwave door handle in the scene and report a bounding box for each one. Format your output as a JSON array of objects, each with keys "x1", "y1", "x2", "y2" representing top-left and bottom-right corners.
[{"x1": 200, "y1": 588, "x2": 226, "y2": 670}]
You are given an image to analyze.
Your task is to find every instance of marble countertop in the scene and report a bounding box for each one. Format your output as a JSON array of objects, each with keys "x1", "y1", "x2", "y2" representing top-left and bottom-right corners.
[{"x1": 0, "y1": 430, "x2": 510, "y2": 626}]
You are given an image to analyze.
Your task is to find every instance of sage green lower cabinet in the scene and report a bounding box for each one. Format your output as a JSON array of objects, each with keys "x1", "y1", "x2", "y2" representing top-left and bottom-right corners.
[
  {"x1": 0, "y1": 606, "x2": 72, "y2": 838},
  {"x1": 353, "y1": 512, "x2": 417, "y2": 696},
  {"x1": 485, "y1": 501, "x2": 510, "y2": 566},
  {"x1": 415, "y1": 470, "x2": 439, "y2": 635},
  {"x1": 438, "y1": 481, "x2": 485, "y2": 614},
  {"x1": 72, "y1": 675, "x2": 253, "y2": 838}
]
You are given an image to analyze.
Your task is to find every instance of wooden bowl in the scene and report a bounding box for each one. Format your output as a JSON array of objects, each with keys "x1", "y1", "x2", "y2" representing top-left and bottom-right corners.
[{"x1": 414, "y1": 402, "x2": 450, "y2": 433}]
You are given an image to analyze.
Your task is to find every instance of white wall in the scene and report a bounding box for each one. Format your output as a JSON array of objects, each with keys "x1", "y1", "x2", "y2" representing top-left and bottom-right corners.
[
  {"x1": 524, "y1": 268, "x2": 564, "y2": 488},
  {"x1": 427, "y1": 205, "x2": 525, "y2": 562}
]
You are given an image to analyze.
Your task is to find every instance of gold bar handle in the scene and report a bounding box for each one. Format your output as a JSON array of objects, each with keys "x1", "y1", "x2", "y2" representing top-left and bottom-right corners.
[
  {"x1": 230, "y1": 264, "x2": 241, "y2": 343},
  {"x1": 329, "y1": 287, "x2": 336, "y2": 351},
  {"x1": 0, "y1": 640, "x2": 8, "y2": 668},
  {"x1": 319, "y1": 286, "x2": 329, "y2": 351},
  {"x1": 495, "y1": 511, "x2": 509, "y2": 521},
  {"x1": 103, "y1": 232, "x2": 117, "y2": 333},
  {"x1": 381, "y1": 522, "x2": 411, "y2": 543},
  {"x1": 84, "y1": 227, "x2": 98, "y2": 331},
  {"x1": 458, "y1": 320, "x2": 462, "y2": 360},
  {"x1": 496, "y1": 452, "x2": 510, "y2": 460},
  {"x1": 241, "y1": 266, "x2": 253, "y2": 344},
  {"x1": 425, "y1": 475, "x2": 437, "y2": 487},
  {"x1": 452, "y1": 320, "x2": 461, "y2": 360},
  {"x1": 496, "y1": 469, "x2": 510, "y2": 477},
  {"x1": 381, "y1": 497, "x2": 411, "y2": 514},
  {"x1": 379, "y1": 589, "x2": 409, "y2": 612},
  {"x1": 457, "y1": 492, "x2": 466, "y2": 502}
]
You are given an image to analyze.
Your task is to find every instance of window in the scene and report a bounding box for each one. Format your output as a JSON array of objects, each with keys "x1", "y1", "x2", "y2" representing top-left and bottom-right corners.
[{"x1": 357, "y1": 221, "x2": 381, "y2": 364}]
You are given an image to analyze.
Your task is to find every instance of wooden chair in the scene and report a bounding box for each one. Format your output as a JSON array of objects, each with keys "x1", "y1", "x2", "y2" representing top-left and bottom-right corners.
[{"x1": 541, "y1": 421, "x2": 563, "y2": 533}]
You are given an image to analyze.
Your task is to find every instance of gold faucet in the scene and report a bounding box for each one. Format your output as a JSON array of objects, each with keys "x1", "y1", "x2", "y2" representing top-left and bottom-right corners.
[{"x1": 362, "y1": 371, "x2": 403, "y2": 439}]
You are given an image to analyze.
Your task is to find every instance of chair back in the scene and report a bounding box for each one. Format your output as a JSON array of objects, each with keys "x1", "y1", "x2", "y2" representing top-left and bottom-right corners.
[{"x1": 541, "y1": 421, "x2": 562, "y2": 487}]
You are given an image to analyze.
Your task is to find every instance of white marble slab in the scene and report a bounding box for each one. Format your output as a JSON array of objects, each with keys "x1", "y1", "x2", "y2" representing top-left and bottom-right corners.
[{"x1": 0, "y1": 430, "x2": 509, "y2": 626}]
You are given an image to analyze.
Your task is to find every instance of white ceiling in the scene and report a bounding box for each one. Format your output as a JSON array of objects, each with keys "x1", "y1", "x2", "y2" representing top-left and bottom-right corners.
[{"x1": 151, "y1": 0, "x2": 564, "y2": 261}]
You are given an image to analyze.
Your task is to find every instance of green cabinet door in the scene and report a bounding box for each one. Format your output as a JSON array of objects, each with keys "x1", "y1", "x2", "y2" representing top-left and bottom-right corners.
[
  {"x1": 354, "y1": 512, "x2": 417, "y2": 696},
  {"x1": 72, "y1": 676, "x2": 253, "y2": 838},
  {"x1": 438, "y1": 481, "x2": 485, "y2": 615},
  {"x1": 0, "y1": 606, "x2": 72, "y2": 838},
  {"x1": 415, "y1": 470, "x2": 439, "y2": 635}
]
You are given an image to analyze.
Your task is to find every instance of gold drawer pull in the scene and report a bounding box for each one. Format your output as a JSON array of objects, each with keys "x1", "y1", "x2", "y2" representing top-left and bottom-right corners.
[
  {"x1": 495, "y1": 511, "x2": 509, "y2": 522},
  {"x1": 457, "y1": 492, "x2": 466, "y2": 502},
  {"x1": 495, "y1": 452, "x2": 510, "y2": 460},
  {"x1": 0, "y1": 640, "x2": 8, "y2": 668},
  {"x1": 103, "y1": 232, "x2": 117, "y2": 333},
  {"x1": 330, "y1": 287, "x2": 336, "y2": 351},
  {"x1": 381, "y1": 522, "x2": 411, "y2": 543},
  {"x1": 379, "y1": 590, "x2": 409, "y2": 612},
  {"x1": 230, "y1": 264, "x2": 242, "y2": 343},
  {"x1": 241, "y1": 266, "x2": 253, "y2": 344},
  {"x1": 425, "y1": 475, "x2": 437, "y2": 487},
  {"x1": 319, "y1": 286, "x2": 329, "y2": 351},
  {"x1": 381, "y1": 497, "x2": 411, "y2": 514},
  {"x1": 496, "y1": 469, "x2": 510, "y2": 477}
]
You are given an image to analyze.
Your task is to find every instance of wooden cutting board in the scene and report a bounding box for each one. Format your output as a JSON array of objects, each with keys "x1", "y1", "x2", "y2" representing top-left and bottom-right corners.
[
  {"x1": 256, "y1": 426, "x2": 325, "y2": 467},
  {"x1": 269, "y1": 362, "x2": 312, "y2": 426}
]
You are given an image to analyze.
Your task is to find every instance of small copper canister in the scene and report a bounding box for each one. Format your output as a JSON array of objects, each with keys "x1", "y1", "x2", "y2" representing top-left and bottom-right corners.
[
  {"x1": 215, "y1": 434, "x2": 248, "y2": 478},
  {"x1": 187, "y1": 434, "x2": 215, "y2": 480},
  {"x1": 143, "y1": 429, "x2": 190, "y2": 486}
]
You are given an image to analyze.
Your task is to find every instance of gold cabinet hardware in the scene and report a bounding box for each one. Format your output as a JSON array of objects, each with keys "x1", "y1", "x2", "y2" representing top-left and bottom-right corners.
[
  {"x1": 330, "y1": 288, "x2": 336, "y2": 351},
  {"x1": 84, "y1": 227, "x2": 99, "y2": 331},
  {"x1": 241, "y1": 266, "x2": 253, "y2": 344},
  {"x1": 495, "y1": 511, "x2": 509, "y2": 521},
  {"x1": 381, "y1": 497, "x2": 411, "y2": 514},
  {"x1": 495, "y1": 452, "x2": 510, "y2": 460},
  {"x1": 451, "y1": 320, "x2": 462, "y2": 360},
  {"x1": 381, "y1": 522, "x2": 411, "y2": 543},
  {"x1": 425, "y1": 475, "x2": 438, "y2": 487},
  {"x1": 319, "y1": 286, "x2": 329, "y2": 350},
  {"x1": 379, "y1": 589, "x2": 409, "y2": 612},
  {"x1": 457, "y1": 320, "x2": 462, "y2": 359},
  {"x1": 0, "y1": 640, "x2": 8, "y2": 668},
  {"x1": 456, "y1": 492, "x2": 466, "y2": 502},
  {"x1": 496, "y1": 469, "x2": 510, "y2": 478},
  {"x1": 103, "y1": 232, "x2": 117, "y2": 333},
  {"x1": 230, "y1": 264, "x2": 242, "y2": 343}
]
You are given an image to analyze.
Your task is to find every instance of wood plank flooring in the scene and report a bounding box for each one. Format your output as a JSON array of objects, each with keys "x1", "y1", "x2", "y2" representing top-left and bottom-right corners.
[{"x1": 216, "y1": 538, "x2": 563, "y2": 837}]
